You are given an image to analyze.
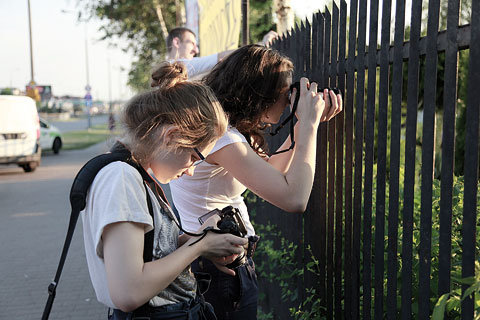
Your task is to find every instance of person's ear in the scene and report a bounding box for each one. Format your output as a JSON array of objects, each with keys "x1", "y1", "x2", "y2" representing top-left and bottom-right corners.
[
  {"x1": 162, "y1": 125, "x2": 180, "y2": 147},
  {"x1": 172, "y1": 37, "x2": 181, "y2": 49}
]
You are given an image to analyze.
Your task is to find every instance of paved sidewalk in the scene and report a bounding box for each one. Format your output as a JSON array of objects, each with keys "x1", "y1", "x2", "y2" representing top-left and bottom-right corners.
[
  {"x1": 0, "y1": 141, "x2": 176, "y2": 320},
  {"x1": 0, "y1": 142, "x2": 110, "y2": 320}
]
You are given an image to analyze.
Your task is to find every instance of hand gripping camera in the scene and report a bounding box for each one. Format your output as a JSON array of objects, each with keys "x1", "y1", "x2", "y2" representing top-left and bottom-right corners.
[{"x1": 199, "y1": 206, "x2": 259, "y2": 269}]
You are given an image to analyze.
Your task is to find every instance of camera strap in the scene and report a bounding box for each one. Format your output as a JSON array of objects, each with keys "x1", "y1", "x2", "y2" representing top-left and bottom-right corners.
[
  {"x1": 136, "y1": 162, "x2": 235, "y2": 247},
  {"x1": 269, "y1": 82, "x2": 340, "y2": 155}
]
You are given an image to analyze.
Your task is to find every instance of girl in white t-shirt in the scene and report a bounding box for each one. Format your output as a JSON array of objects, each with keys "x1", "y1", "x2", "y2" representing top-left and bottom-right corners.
[
  {"x1": 170, "y1": 45, "x2": 343, "y2": 319},
  {"x1": 81, "y1": 62, "x2": 247, "y2": 319}
]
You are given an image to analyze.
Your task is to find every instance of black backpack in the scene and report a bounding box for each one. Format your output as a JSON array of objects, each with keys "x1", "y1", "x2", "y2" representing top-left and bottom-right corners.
[{"x1": 41, "y1": 143, "x2": 157, "y2": 319}]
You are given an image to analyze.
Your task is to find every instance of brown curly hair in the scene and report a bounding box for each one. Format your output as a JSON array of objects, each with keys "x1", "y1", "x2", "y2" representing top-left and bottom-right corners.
[
  {"x1": 121, "y1": 61, "x2": 228, "y2": 164},
  {"x1": 203, "y1": 44, "x2": 293, "y2": 154}
]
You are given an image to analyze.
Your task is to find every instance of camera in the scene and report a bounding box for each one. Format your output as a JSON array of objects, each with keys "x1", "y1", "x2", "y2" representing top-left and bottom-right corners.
[
  {"x1": 217, "y1": 206, "x2": 248, "y2": 238},
  {"x1": 199, "y1": 206, "x2": 258, "y2": 269},
  {"x1": 217, "y1": 206, "x2": 249, "y2": 269}
]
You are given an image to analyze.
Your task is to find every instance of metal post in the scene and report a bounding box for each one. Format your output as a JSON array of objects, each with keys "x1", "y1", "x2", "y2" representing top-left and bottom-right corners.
[
  {"x1": 84, "y1": 23, "x2": 92, "y2": 129},
  {"x1": 242, "y1": 0, "x2": 249, "y2": 45},
  {"x1": 108, "y1": 58, "x2": 112, "y2": 112},
  {"x1": 27, "y1": 0, "x2": 35, "y2": 83}
]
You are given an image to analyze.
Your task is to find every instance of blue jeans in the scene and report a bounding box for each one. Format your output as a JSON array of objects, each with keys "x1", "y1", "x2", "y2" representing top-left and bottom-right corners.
[
  {"x1": 192, "y1": 257, "x2": 258, "y2": 320},
  {"x1": 109, "y1": 296, "x2": 216, "y2": 320},
  {"x1": 108, "y1": 273, "x2": 216, "y2": 320}
]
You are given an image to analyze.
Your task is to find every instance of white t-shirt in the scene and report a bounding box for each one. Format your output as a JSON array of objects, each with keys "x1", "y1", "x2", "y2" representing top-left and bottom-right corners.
[
  {"x1": 170, "y1": 53, "x2": 218, "y2": 79},
  {"x1": 170, "y1": 127, "x2": 255, "y2": 236},
  {"x1": 82, "y1": 161, "x2": 196, "y2": 309}
]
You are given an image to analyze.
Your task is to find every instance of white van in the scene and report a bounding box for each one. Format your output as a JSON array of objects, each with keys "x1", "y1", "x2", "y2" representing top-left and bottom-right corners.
[{"x1": 0, "y1": 95, "x2": 42, "y2": 172}]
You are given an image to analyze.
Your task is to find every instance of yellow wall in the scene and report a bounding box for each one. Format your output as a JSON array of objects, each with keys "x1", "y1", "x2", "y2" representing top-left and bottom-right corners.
[{"x1": 198, "y1": 0, "x2": 241, "y2": 56}]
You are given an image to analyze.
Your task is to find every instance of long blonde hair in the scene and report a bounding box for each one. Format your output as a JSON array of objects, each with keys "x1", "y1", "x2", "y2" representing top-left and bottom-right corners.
[{"x1": 121, "y1": 61, "x2": 228, "y2": 164}]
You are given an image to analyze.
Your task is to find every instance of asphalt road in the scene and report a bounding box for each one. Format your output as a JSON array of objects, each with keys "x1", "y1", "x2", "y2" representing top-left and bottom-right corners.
[
  {"x1": 48, "y1": 114, "x2": 110, "y2": 133},
  {"x1": 0, "y1": 142, "x2": 111, "y2": 319}
]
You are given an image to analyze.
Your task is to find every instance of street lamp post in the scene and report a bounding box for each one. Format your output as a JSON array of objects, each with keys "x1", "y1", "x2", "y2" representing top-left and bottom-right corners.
[
  {"x1": 26, "y1": 0, "x2": 40, "y2": 102},
  {"x1": 84, "y1": 22, "x2": 92, "y2": 129},
  {"x1": 27, "y1": 0, "x2": 35, "y2": 84}
]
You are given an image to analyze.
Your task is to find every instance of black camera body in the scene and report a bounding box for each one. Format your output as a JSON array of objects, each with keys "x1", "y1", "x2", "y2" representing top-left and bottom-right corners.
[
  {"x1": 217, "y1": 206, "x2": 248, "y2": 238},
  {"x1": 199, "y1": 205, "x2": 258, "y2": 269},
  {"x1": 217, "y1": 206, "x2": 249, "y2": 269}
]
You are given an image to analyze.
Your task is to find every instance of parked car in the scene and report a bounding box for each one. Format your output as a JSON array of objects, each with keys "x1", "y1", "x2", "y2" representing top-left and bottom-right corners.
[
  {"x1": 39, "y1": 118, "x2": 63, "y2": 154},
  {"x1": 0, "y1": 95, "x2": 41, "y2": 172}
]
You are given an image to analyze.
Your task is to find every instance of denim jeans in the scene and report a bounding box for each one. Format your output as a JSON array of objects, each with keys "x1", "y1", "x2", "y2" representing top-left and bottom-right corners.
[
  {"x1": 108, "y1": 273, "x2": 216, "y2": 320},
  {"x1": 108, "y1": 296, "x2": 216, "y2": 320},
  {"x1": 192, "y1": 257, "x2": 258, "y2": 320}
]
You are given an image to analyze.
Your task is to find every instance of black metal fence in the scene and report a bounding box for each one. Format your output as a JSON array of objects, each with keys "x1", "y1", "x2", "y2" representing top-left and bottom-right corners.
[{"x1": 251, "y1": 0, "x2": 479, "y2": 318}]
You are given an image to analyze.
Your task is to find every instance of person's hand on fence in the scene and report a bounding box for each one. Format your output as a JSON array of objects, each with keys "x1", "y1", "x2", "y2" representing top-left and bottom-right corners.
[{"x1": 319, "y1": 89, "x2": 343, "y2": 122}]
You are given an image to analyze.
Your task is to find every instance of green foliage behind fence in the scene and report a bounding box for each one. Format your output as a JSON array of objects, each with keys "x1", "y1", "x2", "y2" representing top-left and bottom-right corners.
[{"x1": 248, "y1": 169, "x2": 480, "y2": 319}]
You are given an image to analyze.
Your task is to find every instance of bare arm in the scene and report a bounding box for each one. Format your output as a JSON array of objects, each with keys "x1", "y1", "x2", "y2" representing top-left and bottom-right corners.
[
  {"x1": 218, "y1": 49, "x2": 235, "y2": 61},
  {"x1": 102, "y1": 218, "x2": 246, "y2": 312}
]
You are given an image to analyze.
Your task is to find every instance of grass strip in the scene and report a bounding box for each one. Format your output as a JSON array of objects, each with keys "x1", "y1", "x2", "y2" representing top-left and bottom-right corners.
[{"x1": 62, "y1": 124, "x2": 121, "y2": 150}]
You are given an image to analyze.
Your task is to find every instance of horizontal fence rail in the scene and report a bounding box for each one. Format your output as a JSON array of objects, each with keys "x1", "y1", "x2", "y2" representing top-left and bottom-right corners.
[{"x1": 252, "y1": 0, "x2": 479, "y2": 319}]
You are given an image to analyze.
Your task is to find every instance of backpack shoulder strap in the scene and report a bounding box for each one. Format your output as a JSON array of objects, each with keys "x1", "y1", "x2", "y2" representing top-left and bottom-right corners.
[{"x1": 42, "y1": 143, "x2": 154, "y2": 320}]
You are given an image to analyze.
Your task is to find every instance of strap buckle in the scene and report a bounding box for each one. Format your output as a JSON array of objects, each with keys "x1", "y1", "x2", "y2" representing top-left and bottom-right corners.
[{"x1": 47, "y1": 281, "x2": 57, "y2": 296}]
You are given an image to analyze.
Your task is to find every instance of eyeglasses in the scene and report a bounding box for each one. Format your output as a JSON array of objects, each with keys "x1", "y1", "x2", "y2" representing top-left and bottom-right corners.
[{"x1": 192, "y1": 147, "x2": 205, "y2": 166}]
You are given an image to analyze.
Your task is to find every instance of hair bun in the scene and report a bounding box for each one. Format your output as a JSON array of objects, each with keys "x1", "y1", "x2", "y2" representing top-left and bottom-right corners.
[{"x1": 151, "y1": 61, "x2": 188, "y2": 89}]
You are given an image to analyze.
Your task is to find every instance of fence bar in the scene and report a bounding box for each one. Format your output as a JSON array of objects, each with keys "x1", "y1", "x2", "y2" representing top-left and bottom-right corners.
[
  {"x1": 418, "y1": 0, "x2": 440, "y2": 317},
  {"x1": 363, "y1": 0, "x2": 379, "y2": 317},
  {"x1": 306, "y1": 19, "x2": 312, "y2": 80},
  {"x1": 438, "y1": 0, "x2": 460, "y2": 299},
  {"x1": 330, "y1": 3, "x2": 341, "y2": 318},
  {"x1": 461, "y1": 0, "x2": 480, "y2": 318},
  {"x1": 300, "y1": 22, "x2": 306, "y2": 77},
  {"x1": 294, "y1": 25, "x2": 301, "y2": 81},
  {"x1": 322, "y1": 7, "x2": 335, "y2": 319},
  {"x1": 302, "y1": 18, "x2": 312, "y2": 309},
  {"x1": 400, "y1": 0, "x2": 422, "y2": 318},
  {"x1": 303, "y1": 16, "x2": 316, "y2": 308},
  {"x1": 355, "y1": 0, "x2": 367, "y2": 318},
  {"x1": 332, "y1": 2, "x2": 344, "y2": 318},
  {"x1": 344, "y1": 0, "x2": 358, "y2": 316},
  {"x1": 298, "y1": 24, "x2": 307, "y2": 307},
  {"x1": 375, "y1": 0, "x2": 391, "y2": 318},
  {"x1": 316, "y1": 12, "x2": 328, "y2": 311},
  {"x1": 387, "y1": 0, "x2": 405, "y2": 318}
]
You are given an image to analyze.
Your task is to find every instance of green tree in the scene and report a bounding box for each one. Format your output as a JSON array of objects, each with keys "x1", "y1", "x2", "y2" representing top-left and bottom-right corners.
[
  {"x1": 79, "y1": 0, "x2": 178, "y2": 91},
  {"x1": 79, "y1": 0, "x2": 275, "y2": 91},
  {"x1": 0, "y1": 88, "x2": 13, "y2": 95}
]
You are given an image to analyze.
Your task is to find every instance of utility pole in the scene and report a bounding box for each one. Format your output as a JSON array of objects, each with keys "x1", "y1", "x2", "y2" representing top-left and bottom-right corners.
[
  {"x1": 108, "y1": 58, "x2": 112, "y2": 113},
  {"x1": 26, "y1": 0, "x2": 40, "y2": 102},
  {"x1": 27, "y1": 0, "x2": 35, "y2": 83},
  {"x1": 242, "y1": 0, "x2": 249, "y2": 45},
  {"x1": 84, "y1": 22, "x2": 92, "y2": 129}
]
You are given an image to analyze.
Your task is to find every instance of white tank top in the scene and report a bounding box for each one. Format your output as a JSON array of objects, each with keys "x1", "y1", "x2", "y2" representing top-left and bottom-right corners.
[{"x1": 170, "y1": 127, "x2": 255, "y2": 235}]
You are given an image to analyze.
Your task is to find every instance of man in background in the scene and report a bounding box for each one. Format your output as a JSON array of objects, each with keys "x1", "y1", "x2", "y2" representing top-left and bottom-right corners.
[{"x1": 166, "y1": 26, "x2": 278, "y2": 78}]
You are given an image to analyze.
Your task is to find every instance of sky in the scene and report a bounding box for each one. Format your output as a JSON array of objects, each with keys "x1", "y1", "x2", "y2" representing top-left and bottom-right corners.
[
  {"x1": 1, "y1": 0, "x2": 412, "y2": 102},
  {"x1": 0, "y1": 0, "x2": 134, "y2": 101}
]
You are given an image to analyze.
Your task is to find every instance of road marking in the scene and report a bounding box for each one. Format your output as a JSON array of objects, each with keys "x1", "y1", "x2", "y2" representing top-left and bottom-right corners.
[{"x1": 11, "y1": 212, "x2": 46, "y2": 218}]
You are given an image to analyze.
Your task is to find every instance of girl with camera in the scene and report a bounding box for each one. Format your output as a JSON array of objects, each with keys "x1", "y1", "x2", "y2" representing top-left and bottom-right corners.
[
  {"x1": 169, "y1": 45, "x2": 343, "y2": 319},
  {"x1": 81, "y1": 62, "x2": 247, "y2": 319}
]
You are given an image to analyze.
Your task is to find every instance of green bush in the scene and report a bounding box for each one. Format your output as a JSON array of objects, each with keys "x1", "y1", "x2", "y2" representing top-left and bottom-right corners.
[{"x1": 249, "y1": 172, "x2": 480, "y2": 319}]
